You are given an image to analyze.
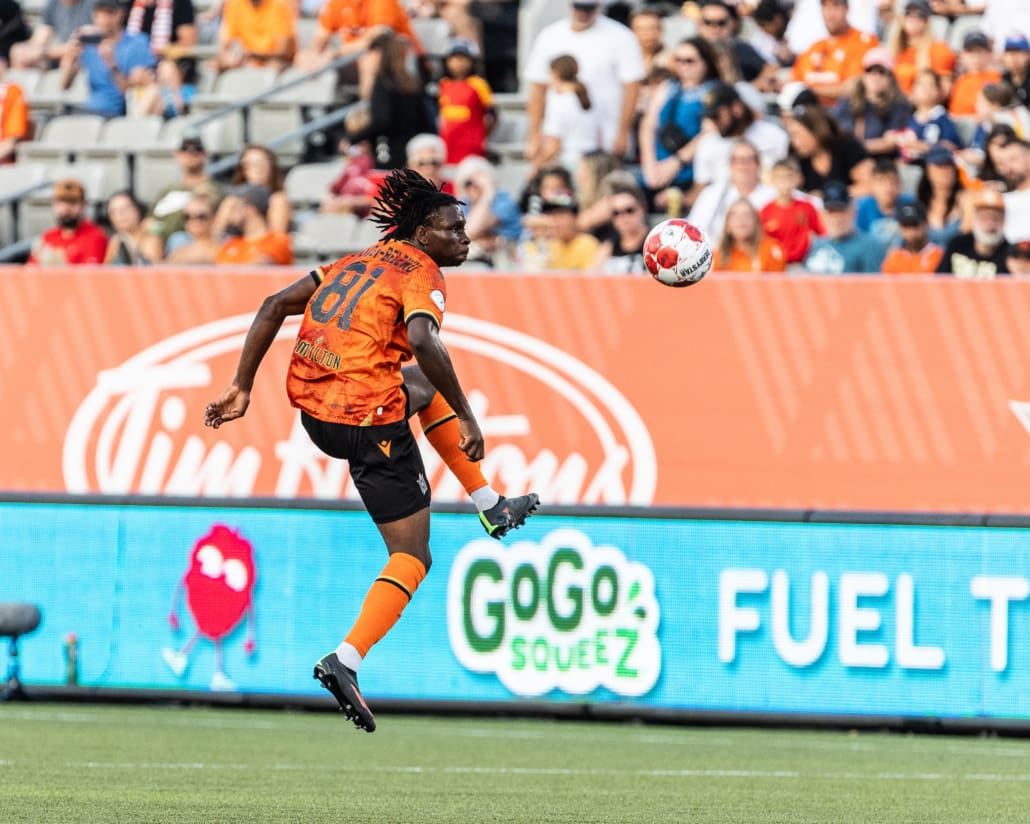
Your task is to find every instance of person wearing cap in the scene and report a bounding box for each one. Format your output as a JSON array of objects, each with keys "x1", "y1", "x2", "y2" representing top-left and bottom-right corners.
[
  {"x1": 696, "y1": 1, "x2": 778, "y2": 89},
  {"x1": 833, "y1": 47, "x2": 912, "y2": 159},
  {"x1": 1002, "y1": 33, "x2": 1030, "y2": 107},
  {"x1": 519, "y1": 190, "x2": 599, "y2": 271},
  {"x1": 213, "y1": 183, "x2": 293, "y2": 266},
  {"x1": 147, "y1": 132, "x2": 224, "y2": 254},
  {"x1": 688, "y1": 138, "x2": 775, "y2": 238},
  {"x1": 28, "y1": 178, "x2": 108, "y2": 265},
  {"x1": 936, "y1": 187, "x2": 1010, "y2": 276},
  {"x1": 523, "y1": 1, "x2": 645, "y2": 162},
  {"x1": 1005, "y1": 239, "x2": 1030, "y2": 274},
  {"x1": 949, "y1": 31, "x2": 1002, "y2": 116},
  {"x1": 692, "y1": 80, "x2": 789, "y2": 186},
  {"x1": 881, "y1": 201, "x2": 943, "y2": 273},
  {"x1": 792, "y1": 0, "x2": 879, "y2": 102},
  {"x1": 804, "y1": 179, "x2": 887, "y2": 273},
  {"x1": 59, "y1": 0, "x2": 157, "y2": 118},
  {"x1": 438, "y1": 39, "x2": 496, "y2": 166},
  {"x1": 887, "y1": 0, "x2": 956, "y2": 96},
  {"x1": 918, "y1": 143, "x2": 965, "y2": 246},
  {"x1": 215, "y1": 0, "x2": 295, "y2": 73}
]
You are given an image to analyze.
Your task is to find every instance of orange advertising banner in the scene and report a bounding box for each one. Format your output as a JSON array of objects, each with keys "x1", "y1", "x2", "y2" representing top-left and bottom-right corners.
[{"x1": 2, "y1": 266, "x2": 1030, "y2": 513}]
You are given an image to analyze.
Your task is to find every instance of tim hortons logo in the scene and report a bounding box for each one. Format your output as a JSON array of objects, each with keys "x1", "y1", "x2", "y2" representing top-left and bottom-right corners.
[{"x1": 63, "y1": 314, "x2": 657, "y2": 504}]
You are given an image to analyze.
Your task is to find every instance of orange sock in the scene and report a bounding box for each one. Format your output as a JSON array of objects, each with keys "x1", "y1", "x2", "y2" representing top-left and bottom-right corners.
[
  {"x1": 344, "y1": 553, "x2": 427, "y2": 657},
  {"x1": 418, "y1": 392, "x2": 488, "y2": 495}
]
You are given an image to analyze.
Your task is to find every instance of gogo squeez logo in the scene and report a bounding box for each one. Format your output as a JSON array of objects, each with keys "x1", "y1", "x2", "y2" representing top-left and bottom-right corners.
[{"x1": 447, "y1": 528, "x2": 661, "y2": 698}]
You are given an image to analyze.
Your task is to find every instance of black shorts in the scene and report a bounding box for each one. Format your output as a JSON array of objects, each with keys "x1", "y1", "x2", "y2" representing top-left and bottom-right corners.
[{"x1": 301, "y1": 412, "x2": 430, "y2": 524}]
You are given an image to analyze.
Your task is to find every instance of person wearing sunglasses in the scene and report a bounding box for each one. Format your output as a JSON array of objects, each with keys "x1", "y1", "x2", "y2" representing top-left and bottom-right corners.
[
  {"x1": 696, "y1": 0, "x2": 777, "y2": 90},
  {"x1": 166, "y1": 193, "x2": 220, "y2": 264},
  {"x1": 146, "y1": 132, "x2": 224, "y2": 256},
  {"x1": 589, "y1": 181, "x2": 651, "y2": 274}
]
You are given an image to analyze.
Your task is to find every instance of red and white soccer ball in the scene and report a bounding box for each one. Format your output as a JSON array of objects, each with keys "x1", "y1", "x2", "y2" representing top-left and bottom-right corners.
[{"x1": 643, "y1": 218, "x2": 713, "y2": 287}]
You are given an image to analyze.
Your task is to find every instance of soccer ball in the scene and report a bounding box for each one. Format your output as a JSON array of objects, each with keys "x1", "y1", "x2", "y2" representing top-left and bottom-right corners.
[{"x1": 642, "y1": 218, "x2": 713, "y2": 287}]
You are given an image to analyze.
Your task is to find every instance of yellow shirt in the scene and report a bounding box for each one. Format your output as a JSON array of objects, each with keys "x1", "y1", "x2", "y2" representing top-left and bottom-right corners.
[{"x1": 524, "y1": 234, "x2": 600, "y2": 271}]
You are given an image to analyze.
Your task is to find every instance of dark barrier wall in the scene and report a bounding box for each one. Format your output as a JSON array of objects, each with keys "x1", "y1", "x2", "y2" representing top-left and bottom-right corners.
[{"x1": 4, "y1": 497, "x2": 1030, "y2": 721}]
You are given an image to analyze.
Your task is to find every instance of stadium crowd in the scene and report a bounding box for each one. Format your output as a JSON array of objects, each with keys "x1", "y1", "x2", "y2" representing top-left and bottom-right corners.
[{"x1": 5, "y1": 0, "x2": 1030, "y2": 275}]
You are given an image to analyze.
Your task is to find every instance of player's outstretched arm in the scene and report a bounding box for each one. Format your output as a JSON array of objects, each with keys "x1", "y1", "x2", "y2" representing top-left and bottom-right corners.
[
  {"x1": 204, "y1": 273, "x2": 318, "y2": 429},
  {"x1": 407, "y1": 315, "x2": 484, "y2": 462}
]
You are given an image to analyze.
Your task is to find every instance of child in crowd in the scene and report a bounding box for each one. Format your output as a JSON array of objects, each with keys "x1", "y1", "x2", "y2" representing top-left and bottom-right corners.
[
  {"x1": 949, "y1": 31, "x2": 1001, "y2": 117},
  {"x1": 713, "y1": 199, "x2": 787, "y2": 273},
  {"x1": 854, "y1": 159, "x2": 914, "y2": 250},
  {"x1": 759, "y1": 157, "x2": 824, "y2": 265},
  {"x1": 518, "y1": 190, "x2": 599, "y2": 271},
  {"x1": 534, "y1": 54, "x2": 603, "y2": 175},
  {"x1": 970, "y1": 83, "x2": 1030, "y2": 148},
  {"x1": 438, "y1": 39, "x2": 496, "y2": 165},
  {"x1": 897, "y1": 69, "x2": 963, "y2": 163}
]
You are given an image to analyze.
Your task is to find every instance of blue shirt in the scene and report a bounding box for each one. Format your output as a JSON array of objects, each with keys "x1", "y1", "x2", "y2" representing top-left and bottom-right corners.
[
  {"x1": 654, "y1": 81, "x2": 710, "y2": 187},
  {"x1": 854, "y1": 193, "x2": 915, "y2": 249},
  {"x1": 907, "y1": 106, "x2": 962, "y2": 148},
  {"x1": 804, "y1": 231, "x2": 887, "y2": 274},
  {"x1": 82, "y1": 32, "x2": 156, "y2": 117},
  {"x1": 490, "y1": 191, "x2": 522, "y2": 242}
]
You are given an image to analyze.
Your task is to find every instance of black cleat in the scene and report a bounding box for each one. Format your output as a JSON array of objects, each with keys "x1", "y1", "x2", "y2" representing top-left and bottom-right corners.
[
  {"x1": 479, "y1": 493, "x2": 540, "y2": 540},
  {"x1": 313, "y1": 653, "x2": 376, "y2": 732}
]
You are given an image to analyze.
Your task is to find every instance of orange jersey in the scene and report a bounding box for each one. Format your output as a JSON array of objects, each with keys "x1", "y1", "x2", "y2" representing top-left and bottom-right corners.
[
  {"x1": 0, "y1": 83, "x2": 29, "y2": 141},
  {"x1": 894, "y1": 41, "x2": 956, "y2": 95},
  {"x1": 881, "y1": 244, "x2": 943, "y2": 274},
  {"x1": 222, "y1": 0, "x2": 296, "y2": 60},
  {"x1": 949, "y1": 70, "x2": 1002, "y2": 116},
  {"x1": 318, "y1": 0, "x2": 423, "y2": 53},
  {"x1": 215, "y1": 232, "x2": 293, "y2": 265},
  {"x1": 713, "y1": 237, "x2": 786, "y2": 273},
  {"x1": 793, "y1": 28, "x2": 878, "y2": 90},
  {"x1": 286, "y1": 241, "x2": 446, "y2": 425}
]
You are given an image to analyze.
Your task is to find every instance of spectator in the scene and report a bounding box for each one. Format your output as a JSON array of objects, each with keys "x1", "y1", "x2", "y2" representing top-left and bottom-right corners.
[
  {"x1": 0, "y1": 58, "x2": 29, "y2": 162},
  {"x1": 936, "y1": 187, "x2": 1009, "y2": 276},
  {"x1": 1000, "y1": 139, "x2": 1030, "y2": 242},
  {"x1": 887, "y1": 0, "x2": 955, "y2": 96},
  {"x1": 59, "y1": 0, "x2": 157, "y2": 118},
  {"x1": 103, "y1": 190, "x2": 156, "y2": 263},
  {"x1": 346, "y1": 31, "x2": 436, "y2": 170},
  {"x1": 786, "y1": 0, "x2": 878, "y2": 56},
  {"x1": 225, "y1": 144, "x2": 290, "y2": 234},
  {"x1": 969, "y1": 83, "x2": 1030, "y2": 152},
  {"x1": 750, "y1": 0, "x2": 793, "y2": 69},
  {"x1": 214, "y1": 0, "x2": 294, "y2": 72},
  {"x1": 638, "y1": 36, "x2": 721, "y2": 199},
  {"x1": 1006, "y1": 239, "x2": 1030, "y2": 274},
  {"x1": 971, "y1": 122, "x2": 1017, "y2": 185},
  {"x1": 165, "y1": 193, "x2": 219, "y2": 263},
  {"x1": 760, "y1": 156, "x2": 826, "y2": 264},
  {"x1": 0, "y1": 0, "x2": 30, "y2": 63},
  {"x1": 296, "y1": 0, "x2": 423, "y2": 100},
  {"x1": 688, "y1": 139, "x2": 776, "y2": 237},
  {"x1": 834, "y1": 47, "x2": 912, "y2": 160},
  {"x1": 629, "y1": 4, "x2": 668, "y2": 74},
  {"x1": 697, "y1": 0, "x2": 777, "y2": 90},
  {"x1": 713, "y1": 198, "x2": 787, "y2": 272},
  {"x1": 917, "y1": 144, "x2": 966, "y2": 246},
  {"x1": 573, "y1": 149, "x2": 622, "y2": 234},
  {"x1": 693, "y1": 81, "x2": 789, "y2": 186},
  {"x1": 214, "y1": 183, "x2": 293, "y2": 265},
  {"x1": 28, "y1": 178, "x2": 107, "y2": 264},
  {"x1": 11, "y1": 0, "x2": 90, "y2": 69},
  {"x1": 792, "y1": 0, "x2": 878, "y2": 103},
  {"x1": 897, "y1": 69, "x2": 963, "y2": 163},
  {"x1": 785, "y1": 103, "x2": 873, "y2": 196},
  {"x1": 523, "y1": 1, "x2": 645, "y2": 161},
  {"x1": 590, "y1": 181, "x2": 651, "y2": 274},
  {"x1": 519, "y1": 163, "x2": 575, "y2": 235},
  {"x1": 321, "y1": 143, "x2": 380, "y2": 218},
  {"x1": 148, "y1": 132, "x2": 224, "y2": 250},
  {"x1": 452, "y1": 155, "x2": 522, "y2": 267},
  {"x1": 804, "y1": 180, "x2": 887, "y2": 272},
  {"x1": 881, "y1": 201, "x2": 943, "y2": 273},
  {"x1": 1002, "y1": 33, "x2": 1030, "y2": 107},
  {"x1": 949, "y1": 31, "x2": 1001, "y2": 116},
  {"x1": 405, "y1": 133, "x2": 450, "y2": 190},
  {"x1": 854, "y1": 158, "x2": 913, "y2": 248},
  {"x1": 124, "y1": 0, "x2": 199, "y2": 117},
  {"x1": 438, "y1": 39, "x2": 496, "y2": 165},
  {"x1": 519, "y1": 190, "x2": 599, "y2": 271},
  {"x1": 535, "y1": 54, "x2": 603, "y2": 175}
]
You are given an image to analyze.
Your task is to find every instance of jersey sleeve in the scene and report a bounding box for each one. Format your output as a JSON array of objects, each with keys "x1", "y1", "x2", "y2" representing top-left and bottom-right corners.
[{"x1": 401, "y1": 265, "x2": 446, "y2": 329}]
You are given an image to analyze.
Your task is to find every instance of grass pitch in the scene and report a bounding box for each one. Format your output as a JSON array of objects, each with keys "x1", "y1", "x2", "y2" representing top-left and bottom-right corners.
[{"x1": 1, "y1": 703, "x2": 1029, "y2": 823}]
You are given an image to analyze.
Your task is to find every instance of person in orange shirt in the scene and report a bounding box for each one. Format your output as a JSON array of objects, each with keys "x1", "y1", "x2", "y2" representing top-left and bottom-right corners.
[
  {"x1": 0, "y1": 59, "x2": 29, "y2": 162},
  {"x1": 792, "y1": 0, "x2": 878, "y2": 102},
  {"x1": 888, "y1": 0, "x2": 955, "y2": 96},
  {"x1": 295, "y1": 0, "x2": 423, "y2": 99},
  {"x1": 881, "y1": 201, "x2": 943, "y2": 273},
  {"x1": 214, "y1": 184, "x2": 293, "y2": 265},
  {"x1": 713, "y1": 198, "x2": 787, "y2": 272},
  {"x1": 215, "y1": 0, "x2": 295, "y2": 72},
  {"x1": 204, "y1": 169, "x2": 539, "y2": 732},
  {"x1": 949, "y1": 31, "x2": 1001, "y2": 116}
]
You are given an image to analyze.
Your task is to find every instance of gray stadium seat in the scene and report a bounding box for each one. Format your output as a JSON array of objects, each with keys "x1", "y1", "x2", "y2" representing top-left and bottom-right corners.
[
  {"x1": 488, "y1": 111, "x2": 528, "y2": 160},
  {"x1": 252, "y1": 68, "x2": 338, "y2": 165},
  {"x1": 6, "y1": 69, "x2": 42, "y2": 99},
  {"x1": 30, "y1": 68, "x2": 88, "y2": 116},
  {"x1": 78, "y1": 115, "x2": 165, "y2": 198},
  {"x1": 411, "y1": 17, "x2": 453, "y2": 57},
  {"x1": 0, "y1": 163, "x2": 48, "y2": 245},
  {"x1": 17, "y1": 113, "x2": 106, "y2": 167},
  {"x1": 292, "y1": 212, "x2": 359, "y2": 264},
  {"x1": 493, "y1": 159, "x2": 531, "y2": 199},
  {"x1": 953, "y1": 117, "x2": 978, "y2": 148},
  {"x1": 284, "y1": 161, "x2": 344, "y2": 210}
]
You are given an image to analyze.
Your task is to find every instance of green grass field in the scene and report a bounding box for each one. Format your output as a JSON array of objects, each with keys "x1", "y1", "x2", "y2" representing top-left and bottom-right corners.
[{"x1": 1, "y1": 703, "x2": 1029, "y2": 823}]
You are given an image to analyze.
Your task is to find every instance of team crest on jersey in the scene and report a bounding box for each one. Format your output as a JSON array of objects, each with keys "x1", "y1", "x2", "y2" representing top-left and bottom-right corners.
[{"x1": 430, "y1": 290, "x2": 445, "y2": 313}]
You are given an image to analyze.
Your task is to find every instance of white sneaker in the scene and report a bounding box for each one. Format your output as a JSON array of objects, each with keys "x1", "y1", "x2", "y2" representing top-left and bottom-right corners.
[
  {"x1": 162, "y1": 648, "x2": 187, "y2": 677},
  {"x1": 210, "y1": 671, "x2": 236, "y2": 691}
]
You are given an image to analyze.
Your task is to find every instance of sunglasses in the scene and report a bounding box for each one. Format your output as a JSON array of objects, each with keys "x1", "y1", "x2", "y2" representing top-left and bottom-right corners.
[
  {"x1": 674, "y1": 56, "x2": 699, "y2": 64},
  {"x1": 701, "y1": 17, "x2": 730, "y2": 26},
  {"x1": 185, "y1": 211, "x2": 212, "y2": 220},
  {"x1": 414, "y1": 159, "x2": 443, "y2": 167},
  {"x1": 865, "y1": 65, "x2": 892, "y2": 75},
  {"x1": 180, "y1": 144, "x2": 205, "y2": 154},
  {"x1": 611, "y1": 206, "x2": 639, "y2": 217}
]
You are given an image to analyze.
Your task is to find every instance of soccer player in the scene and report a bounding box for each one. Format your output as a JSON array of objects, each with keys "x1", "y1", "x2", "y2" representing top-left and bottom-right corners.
[{"x1": 203, "y1": 169, "x2": 539, "y2": 732}]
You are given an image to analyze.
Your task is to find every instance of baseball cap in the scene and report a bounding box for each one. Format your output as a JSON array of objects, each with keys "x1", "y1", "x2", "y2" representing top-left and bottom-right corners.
[
  {"x1": 228, "y1": 183, "x2": 271, "y2": 215},
  {"x1": 1004, "y1": 33, "x2": 1030, "y2": 53},
  {"x1": 822, "y1": 181, "x2": 851, "y2": 210},
  {"x1": 446, "y1": 39, "x2": 479, "y2": 59},
  {"x1": 924, "y1": 144, "x2": 955, "y2": 165},
  {"x1": 862, "y1": 47, "x2": 896, "y2": 72},
  {"x1": 53, "y1": 178, "x2": 85, "y2": 203},
  {"x1": 571, "y1": 0, "x2": 602, "y2": 9},
  {"x1": 703, "y1": 82, "x2": 740, "y2": 117},
  {"x1": 776, "y1": 81, "x2": 817, "y2": 114},
  {"x1": 963, "y1": 31, "x2": 991, "y2": 51},
  {"x1": 896, "y1": 201, "x2": 927, "y2": 226},
  {"x1": 973, "y1": 187, "x2": 1006, "y2": 212},
  {"x1": 179, "y1": 130, "x2": 205, "y2": 152},
  {"x1": 540, "y1": 190, "x2": 579, "y2": 213},
  {"x1": 903, "y1": 0, "x2": 931, "y2": 16}
]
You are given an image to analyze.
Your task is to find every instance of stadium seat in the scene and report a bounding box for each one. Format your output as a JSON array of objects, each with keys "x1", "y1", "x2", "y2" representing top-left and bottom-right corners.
[
  {"x1": 488, "y1": 110, "x2": 528, "y2": 160},
  {"x1": 78, "y1": 115, "x2": 164, "y2": 198},
  {"x1": 7, "y1": 68, "x2": 42, "y2": 98},
  {"x1": 411, "y1": 17, "x2": 453, "y2": 57},
  {"x1": 494, "y1": 159, "x2": 531, "y2": 198},
  {"x1": 17, "y1": 113, "x2": 106, "y2": 167},
  {"x1": 189, "y1": 67, "x2": 279, "y2": 148},
  {"x1": 284, "y1": 161, "x2": 344, "y2": 211},
  {"x1": 348, "y1": 217, "x2": 381, "y2": 250},
  {"x1": 252, "y1": 68, "x2": 338, "y2": 165},
  {"x1": 292, "y1": 212, "x2": 359, "y2": 264},
  {"x1": 0, "y1": 163, "x2": 48, "y2": 245},
  {"x1": 947, "y1": 15, "x2": 984, "y2": 52},
  {"x1": 30, "y1": 68, "x2": 88, "y2": 117},
  {"x1": 953, "y1": 117, "x2": 978, "y2": 148}
]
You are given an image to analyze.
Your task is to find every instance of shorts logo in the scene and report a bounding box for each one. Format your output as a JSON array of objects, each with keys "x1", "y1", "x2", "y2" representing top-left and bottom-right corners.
[
  {"x1": 417, "y1": 473, "x2": 428, "y2": 495},
  {"x1": 377, "y1": 440, "x2": 391, "y2": 458}
]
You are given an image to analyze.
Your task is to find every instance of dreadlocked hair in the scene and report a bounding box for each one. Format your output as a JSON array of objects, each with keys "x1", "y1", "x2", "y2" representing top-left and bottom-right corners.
[{"x1": 369, "y1": 168, "x2": 461, "y2": 241}]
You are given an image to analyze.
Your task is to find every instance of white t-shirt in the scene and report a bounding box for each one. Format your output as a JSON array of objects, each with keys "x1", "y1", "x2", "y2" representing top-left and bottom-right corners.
[
  {"x1": 523, "y1": 16, "x2": 646, "y2": 151},
  {"x1": 693, "y1": 121, "x2": 790, "y2": 185},
  {"x1": 1003, "y1": 188, "x2": 1030, "y2": 243},
  {"x1": 785, "y1": 0, "x2": 879, "y2": 54},
  {"x1": 688, "y1": 182, "x2": 777, "y2": 240},
  {"x1": 541, "y1": 89, "x2": 603, "y2": 171}
]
